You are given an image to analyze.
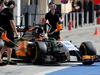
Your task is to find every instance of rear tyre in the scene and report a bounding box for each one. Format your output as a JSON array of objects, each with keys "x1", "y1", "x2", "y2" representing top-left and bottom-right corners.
[
  {"x1": 30, "y1": 42, "x2": 47, "y2": 64},
  {"x1": 80, "y1": 42, "x2": 96, "y2": 65}
]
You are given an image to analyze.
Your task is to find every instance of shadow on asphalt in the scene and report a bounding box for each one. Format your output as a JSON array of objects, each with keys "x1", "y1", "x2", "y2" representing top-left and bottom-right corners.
[
  {"x1": 4, "y1": 59, "x2": 100, "y2": 67},
  {"x1": 7, "y1": 59, "x2": 83, "y2": 66}
]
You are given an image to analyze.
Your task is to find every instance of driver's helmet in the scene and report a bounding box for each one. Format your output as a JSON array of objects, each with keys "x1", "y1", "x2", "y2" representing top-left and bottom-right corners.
[{"x1": 39, "y1": 33, "x2": 48, "y2": 40}]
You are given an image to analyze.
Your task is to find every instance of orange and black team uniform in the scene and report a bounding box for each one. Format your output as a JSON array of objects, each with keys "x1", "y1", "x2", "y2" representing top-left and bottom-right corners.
[
  {"x1": 1, "y1": 8, "x2": 14, "y2": 47},
  {"x1": 45, "y1": 11, "x2": 62, "y2": 40}
]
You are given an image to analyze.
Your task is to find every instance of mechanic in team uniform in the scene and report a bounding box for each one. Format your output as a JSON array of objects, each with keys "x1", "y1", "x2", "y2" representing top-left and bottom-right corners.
[
  {"x1": 44, "y1": 2, "x2": 64, "y2": 40},
  {"x1": 0, "y1": 1, "x2": 18, "y2": 66},
  {"x1": 0, "y1": 0, "x2": 7, "y2": 26}
]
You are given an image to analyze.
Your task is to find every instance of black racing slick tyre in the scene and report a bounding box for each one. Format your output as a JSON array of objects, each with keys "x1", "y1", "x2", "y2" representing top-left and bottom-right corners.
[
  {"x1": 80, "y1": 42, "x2": 96, "y2": 65},
  {"x1": 30, "y1": 42, "x2": 47, "y2": 64}
]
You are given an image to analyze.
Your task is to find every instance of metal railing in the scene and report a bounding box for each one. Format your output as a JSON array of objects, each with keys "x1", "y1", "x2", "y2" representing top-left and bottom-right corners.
[
  {"x1": 15, "y1": 11, "x2": 97, "y2": 30},
  {"x1": 15, "y1": 14, "x2": 45, "y2": 26},
  {"x1": 15, "y1": 15, "x2": 25, "y2": 26},
  {"x1": 62, "y1": 11, "x2": 97, "y2": 30}
]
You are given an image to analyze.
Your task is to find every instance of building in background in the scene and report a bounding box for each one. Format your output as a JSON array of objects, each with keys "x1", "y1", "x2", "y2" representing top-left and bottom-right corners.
[
  {"x1": 3, "y1": 0, "x2": 100, "y2": 27},
  {"x1": 20, "y1": 0, "x2": 72, "y2": 27},
  {"x1": 3, "y1": 0, "x2": 72, "y2": 27}
]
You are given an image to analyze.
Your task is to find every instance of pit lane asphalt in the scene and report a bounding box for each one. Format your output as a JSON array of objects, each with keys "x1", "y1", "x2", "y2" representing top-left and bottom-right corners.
[{"x1": 0, "y1": 25, "x2": 100, "y2": 75}]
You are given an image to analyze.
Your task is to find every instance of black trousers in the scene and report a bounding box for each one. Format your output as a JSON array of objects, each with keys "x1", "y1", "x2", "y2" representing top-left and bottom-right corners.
[
  {"x1": 79, "y1": 13, "x2": 82, "y2": 26},
  {"x1": 5, "y1": 30, "x2": 14, "y2": 48}
]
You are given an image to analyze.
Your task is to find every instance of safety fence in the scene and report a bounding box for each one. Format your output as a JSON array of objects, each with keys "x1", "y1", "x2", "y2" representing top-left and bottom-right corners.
[
  {"x1": 62, "y1": 11, "x2": 97, "y2": 30},
  {"x1": 15, "y1": 14, "x2": 45, "y2": 27},
  {"x1": 15, "y1": 11, "x2": 98, "y2": 30}
]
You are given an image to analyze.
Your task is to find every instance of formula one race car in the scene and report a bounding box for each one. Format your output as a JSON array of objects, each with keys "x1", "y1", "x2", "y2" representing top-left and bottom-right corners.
[{"x1": 1, "y1": 23, "x2": 97, "y2": 65}]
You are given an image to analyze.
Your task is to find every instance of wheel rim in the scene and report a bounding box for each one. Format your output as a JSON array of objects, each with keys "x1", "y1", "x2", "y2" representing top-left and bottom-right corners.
[
  {"x1": 81, "y1": 44, "x2": 88, "y2": 55},
  {"x1": 31, "y1": 43, "x2": 38, "y2": 62}
]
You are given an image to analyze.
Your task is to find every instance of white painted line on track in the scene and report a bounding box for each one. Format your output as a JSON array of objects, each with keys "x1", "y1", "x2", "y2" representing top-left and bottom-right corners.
[
  {"x1": 33, "y1": 66, "x2": 70, "y2": 75},
  {"x1": 33, "y1": 63, "x2": 82, "y2": 75}
]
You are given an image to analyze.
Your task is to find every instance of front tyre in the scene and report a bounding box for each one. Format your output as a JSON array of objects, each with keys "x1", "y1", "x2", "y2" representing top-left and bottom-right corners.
[
  {"x1": 80, "y1": 42, "x2": 96, "y2": 65},
  {"x1": 30, "y1": 42, "x2": 47, "y2": 64}
]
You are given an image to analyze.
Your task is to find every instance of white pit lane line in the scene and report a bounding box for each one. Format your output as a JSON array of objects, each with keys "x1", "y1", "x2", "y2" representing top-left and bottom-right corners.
[
  {"x1": 33, "y1": 66, "x2": 70, "y2": 75},
  {"x1": 33, "y1": 63, "x2": 82, "y2": 75}
]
